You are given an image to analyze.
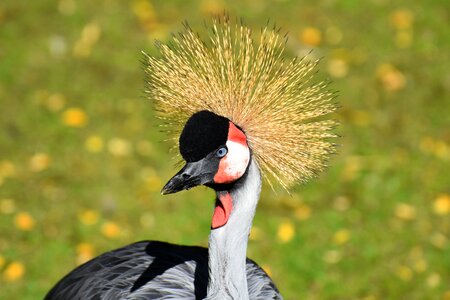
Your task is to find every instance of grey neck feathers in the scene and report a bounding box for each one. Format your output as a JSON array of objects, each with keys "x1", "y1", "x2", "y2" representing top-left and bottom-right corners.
[{"x1": 206, "y1": 159, "x2": 262, "y2": 300}]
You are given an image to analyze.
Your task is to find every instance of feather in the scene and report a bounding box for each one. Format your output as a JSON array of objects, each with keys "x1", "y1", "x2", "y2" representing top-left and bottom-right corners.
[
  {"x1": 45, "y1": 241, "x2": 281, "y2": 300},
  {"x1": 144, "y1": 16, "x2": 338, "y2": 188}
]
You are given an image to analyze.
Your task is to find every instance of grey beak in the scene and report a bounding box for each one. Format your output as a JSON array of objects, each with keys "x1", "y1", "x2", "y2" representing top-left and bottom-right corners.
[{"x1": 161, "y1": 158, "x2": 216, "y2": 195}]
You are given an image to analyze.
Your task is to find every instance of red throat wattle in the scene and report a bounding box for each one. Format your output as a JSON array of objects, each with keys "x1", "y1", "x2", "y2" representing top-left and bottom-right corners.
[{"x1": 211, "y1": 192, "x2": 233, "y2": 229}]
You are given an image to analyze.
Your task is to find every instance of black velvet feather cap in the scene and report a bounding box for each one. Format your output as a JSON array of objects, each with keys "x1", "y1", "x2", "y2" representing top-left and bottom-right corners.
[{"x1": 179, "y1": 110, "x2": 230, "y2": 162}]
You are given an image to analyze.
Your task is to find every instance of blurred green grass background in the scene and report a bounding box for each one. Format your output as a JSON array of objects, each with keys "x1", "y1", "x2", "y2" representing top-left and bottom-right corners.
[{"x1": 1, "y1": 0, "x2": 449, "y2": 299}]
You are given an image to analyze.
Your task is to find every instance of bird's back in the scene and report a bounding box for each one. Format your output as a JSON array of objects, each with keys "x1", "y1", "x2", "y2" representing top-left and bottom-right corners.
[{"x1": 45, "y1": 241, "x2": 281, "y2": 300}]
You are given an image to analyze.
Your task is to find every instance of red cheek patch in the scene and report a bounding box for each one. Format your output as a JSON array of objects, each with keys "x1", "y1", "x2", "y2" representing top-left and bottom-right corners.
[
  {"x1": 212, "y1": 192, "x2": 233, "y2": 229},
  {"x1": 213, "y1": 122, "x2": 248, "y2": 184},
  {"x1": 214, "y1": 159, "x2": 230, "y2": 184},
  {"x1": 228, "y1": 122, "x2": 247, "y2": 145}
]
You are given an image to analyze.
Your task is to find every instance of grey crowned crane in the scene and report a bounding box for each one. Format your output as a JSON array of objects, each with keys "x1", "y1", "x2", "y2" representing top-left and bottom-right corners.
[{"x1": 46, "y1": 17, "x2": 338, "y2": 300}]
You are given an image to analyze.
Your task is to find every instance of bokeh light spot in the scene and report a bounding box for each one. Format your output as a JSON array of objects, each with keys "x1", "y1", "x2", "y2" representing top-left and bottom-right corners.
[
  {"x1": 85, "y1": 136, "x2": 104, "y2": 153},
  {"x1": 78, "y1": 210, "x2": 100, "y2": 226},
  {"x1": 62, "y1": 108, "x2": 88, "y2": 127},
  {"x1": 3, "y1": 262, "x2": 25, "y2": 282},
  {"x1": 14, "y1": 212, "x2": 35, "y2": 231},
  {"x1": 300, "y1": 27, "x2": 322, "y2": 47},
  {"x1": 277, "y1": 220, "x2": 295, "y2": 243},
  {"x1": 29, "y1": 153, "x2": 50, "y2": 172},
  {"x1": 433, "y1": 194, "x2": 450, "y2": 215},
  {"x1": 394, "y1": 203, "x2": 416, "y2": 221},
  {"x1": 108, "y1": 138, "x2": 132, "y2": 157},
  {"x1": 101, "y1": 221, "x2": 122, "y2": 239},
  {"x1": 0, "y1": 199, "x2": 15, "y2": 214},
  {"x1": 333, "y1": 229, "x2": 351, "y2": 245}
]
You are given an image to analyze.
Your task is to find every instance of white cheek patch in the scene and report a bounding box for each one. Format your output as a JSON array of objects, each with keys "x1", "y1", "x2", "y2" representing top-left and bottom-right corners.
[{"x1": 222, "y1": 140, "x2": 250, "y2": 179}]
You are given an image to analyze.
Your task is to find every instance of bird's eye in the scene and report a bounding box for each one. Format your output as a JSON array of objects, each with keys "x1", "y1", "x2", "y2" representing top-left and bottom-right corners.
[{"x1": 215, "y1": 147, "x2": 228, "y2": 158}]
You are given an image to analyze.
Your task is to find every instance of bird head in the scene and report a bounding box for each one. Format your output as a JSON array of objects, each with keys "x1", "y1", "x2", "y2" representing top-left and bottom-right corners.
[
  {"x1": 146, "y1": 17, "x2": 338, "y2": 193},
  {"x1": 161, "y1": 110, "x2": 250, "y2": 195}
]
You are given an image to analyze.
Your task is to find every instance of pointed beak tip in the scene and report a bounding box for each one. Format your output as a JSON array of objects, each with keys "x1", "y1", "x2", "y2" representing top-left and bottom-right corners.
[
  {"x1": 160, "y1": 160, "x2": 210, "y2": 196},
  {"x1": 160, "y1": 186, "x2": 170, "y2": 195}
]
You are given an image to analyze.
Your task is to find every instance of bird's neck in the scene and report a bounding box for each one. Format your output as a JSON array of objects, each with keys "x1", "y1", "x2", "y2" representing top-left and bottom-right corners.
[{"x1": 206, "y1": 159, "x2": 261, "y2": 300}]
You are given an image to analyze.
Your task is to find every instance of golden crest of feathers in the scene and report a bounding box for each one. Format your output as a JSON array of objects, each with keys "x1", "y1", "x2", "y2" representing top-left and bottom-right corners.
[{"x1": 144, "y1": 17, "x2": 338, "y2": 188}]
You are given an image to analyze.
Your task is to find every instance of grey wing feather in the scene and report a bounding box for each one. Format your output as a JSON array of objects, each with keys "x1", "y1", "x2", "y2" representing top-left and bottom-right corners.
[
  {"x1": 246, "y1": 259, "x2": 283, "y2": 300},
  {"x1": 45, "y1": 241, "x2": 281, "y2": 300}
]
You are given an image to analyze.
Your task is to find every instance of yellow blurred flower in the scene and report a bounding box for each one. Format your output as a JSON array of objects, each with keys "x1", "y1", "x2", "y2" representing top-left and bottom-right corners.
[
  {"x1": 394, "y1": 203, "x2": 416, "y2": 220},
  {"x1": 395, "y1": 265, "x2": 413, "y2": 281},
  {"x1": 62, "y1": 107, "x2": 88, "y2": 127},
  {"x1": 3, "y1": 261, "x2": 25, "y2": 282},
  {"x1": 333, "y1": 229, "x2": 351, "y2": 245},
  {"x1": 73, "y1": 22, "x2": 101, "y2": 58},
  {"x1": 323, "y1": 250, "x2": 341, "y2": 264},
  {"x1": 76, "y1": 242, "x2": 95, "y2": 265},
  {"x1": 327, "y1": 58, "x2": 348, "y2": 78},
  {"x1": 108, "y1": 138, "x2": 132, "y2": 157},
  {"x1": 85, "y1": 135, "x2": 104, "y2": 153},
  {"x1": 0, "y1": 160, "x2": 16, "y2": 178},
  {"x1": 101, "y1": 221, "x2": 121, "y2": 239},
  {"x1": 277, "y1": 220, "x2": 295, "y2": 243},
  {"x1": 78, "y1": 210, "x2": 99, "y2": 225},
  {"x1": 46, "y1": 93, "x2": 66, "y2": 112},
  {"x1": 443, "y1": 290, "x2": 450, "y2": 300},
  {"x1": 0, "y1": 198, "x2": 15, "y2": 214},
  {"x1": 413, "y1": 258, "x2": 428, "y2": 273},
  {"x1": 29, "y1": 153, "x2": 50, "y2": 172},
  {"x1": 433, "y1": 140, "x2": 450, "y2": 160},
  {"x1": 420, "y1": 138, "x2": 450, "y2": 160},
  {"x1": 294, "y1": 204, "x2": 311, "y2": 220},
  {"x1": 14, "y1": 212, "x2": 35, "y2": 231},
  {"x1": 376, "y1": 63, "x2": 406, "y2": 92},
  {"x1": 430, "y1": 232, "x2": 448, "y2": 249},
  {"x1": 132, "y1": 0, "x2": 159, "y2": 32},
  {"x1": 390, "y1": 9, "x2": 414, "y2": 30},
  {"x1": 300, "y1": 27, "x2": 322, "y2": 47},
  {"x1": 427, "y1": 273, "x2": 441, "y2": 288},
  {"x1": 0, "y1": 255, "x2": 4, "y2": 268},
  {"x1": 433, "y1": 194, "x2": 450, "y2": 215}
]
